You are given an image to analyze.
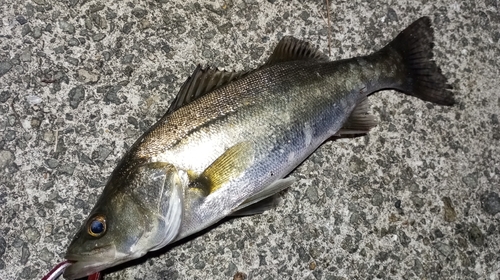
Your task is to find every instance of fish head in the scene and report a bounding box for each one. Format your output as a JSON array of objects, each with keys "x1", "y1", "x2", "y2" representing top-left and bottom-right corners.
[{"x1": 63, "y1": 162, "x2": 184, "y2": 279}]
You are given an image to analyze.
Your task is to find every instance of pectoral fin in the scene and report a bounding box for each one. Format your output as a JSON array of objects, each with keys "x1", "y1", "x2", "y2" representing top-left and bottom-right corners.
[
  {"x1": 191, "y1": 141, "x2": 255, "y2": 195},
  {"x1": 231, "y1": 176, "x2": 295, "y2": 215}
]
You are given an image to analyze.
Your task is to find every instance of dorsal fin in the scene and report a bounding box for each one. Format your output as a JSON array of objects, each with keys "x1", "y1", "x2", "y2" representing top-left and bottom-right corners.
[
  {"x1": 166, "y1": 65, "x2": 249, "y2": 114},
  {"x1": 265, "y1": 36, "x2": 329, "y2": 66},
  {"x1": 166, "y1": 37, "x2": 327, "y2": 114}
]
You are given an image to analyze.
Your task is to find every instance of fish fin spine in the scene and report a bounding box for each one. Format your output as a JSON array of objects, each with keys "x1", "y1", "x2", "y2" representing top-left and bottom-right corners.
[{"x1": 165, "y1": 65, "x2": 249, "y2": 115}]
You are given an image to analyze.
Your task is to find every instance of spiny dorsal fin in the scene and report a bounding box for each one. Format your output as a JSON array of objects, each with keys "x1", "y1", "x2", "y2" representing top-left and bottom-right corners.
[
  {"x1": 265, "y1": 36, "x2": 329, "y2": 66},
  {"x1": 336, "y1": 98, "x2": 378, "y2": 136},
  {"x1": 166, "y1": 65, "x2": 249, "y2": 114}
]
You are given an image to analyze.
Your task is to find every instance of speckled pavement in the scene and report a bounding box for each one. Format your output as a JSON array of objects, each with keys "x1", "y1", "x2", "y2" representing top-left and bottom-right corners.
[{"x1": 0, "y1": 0, "x2": 499, "y2": 279}]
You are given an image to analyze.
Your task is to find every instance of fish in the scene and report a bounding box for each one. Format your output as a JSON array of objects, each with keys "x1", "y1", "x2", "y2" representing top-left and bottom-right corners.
[{"x1": 62, "y1": 16, "x2": 454, "y2": 279}]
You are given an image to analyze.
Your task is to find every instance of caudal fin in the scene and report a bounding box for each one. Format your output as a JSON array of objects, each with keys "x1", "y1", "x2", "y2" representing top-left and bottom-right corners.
[{"x1": 384, "y1": 17, "x2": 455, "y2": 105}]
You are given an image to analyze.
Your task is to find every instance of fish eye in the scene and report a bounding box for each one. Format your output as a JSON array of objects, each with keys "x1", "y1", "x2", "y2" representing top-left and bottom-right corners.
[{"x1": 87, "y1": 215, "x2": 106, "y2": 237}]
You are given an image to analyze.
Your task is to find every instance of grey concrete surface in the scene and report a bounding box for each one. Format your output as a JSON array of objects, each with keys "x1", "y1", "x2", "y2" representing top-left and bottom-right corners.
[{"x1": 0, "y1": 0, "x2": 499, "y2": 279}]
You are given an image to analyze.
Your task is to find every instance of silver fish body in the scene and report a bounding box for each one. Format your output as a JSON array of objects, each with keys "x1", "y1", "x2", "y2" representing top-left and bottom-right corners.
[
  {"x1": 63, "y1": 17, "x2": 454, "y2": 279},
  {"x1": 150, "y1": 59, "x2": 392, "y2": 238}
]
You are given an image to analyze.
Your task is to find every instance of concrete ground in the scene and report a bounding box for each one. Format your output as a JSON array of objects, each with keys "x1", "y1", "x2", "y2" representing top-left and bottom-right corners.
[{"x1": 1, "y1": 0, "x2": 499, "y2": 279}]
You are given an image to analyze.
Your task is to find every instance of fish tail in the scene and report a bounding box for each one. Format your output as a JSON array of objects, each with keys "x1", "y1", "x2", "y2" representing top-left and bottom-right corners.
[{"x1": 381, "y1": 17, "x2": 455, "y2": 105}]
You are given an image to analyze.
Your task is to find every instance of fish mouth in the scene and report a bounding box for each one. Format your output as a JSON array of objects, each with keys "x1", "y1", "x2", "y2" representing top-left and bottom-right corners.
[
  {"x1": 63, "y1": 244, "x2": 148, "y2": 280},
  {"x1": 63, "y1": 244, "x2": 118, "y2": 280}
]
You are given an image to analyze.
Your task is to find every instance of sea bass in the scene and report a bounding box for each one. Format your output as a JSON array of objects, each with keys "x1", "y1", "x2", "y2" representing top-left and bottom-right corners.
[{"x1": 63, "y1": 17, "x2": 454, "y2": 279}]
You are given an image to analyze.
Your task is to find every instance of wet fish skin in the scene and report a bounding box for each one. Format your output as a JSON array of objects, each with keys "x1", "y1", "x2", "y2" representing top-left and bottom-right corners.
[{"x1": 63, "y1": 17, "x2": 453, "y2": 279}]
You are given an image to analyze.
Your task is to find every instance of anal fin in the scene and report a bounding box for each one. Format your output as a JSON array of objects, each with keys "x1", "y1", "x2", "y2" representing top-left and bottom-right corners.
[{"x1": 336, "y1": 98, "x2": 378, "y2": 136}]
